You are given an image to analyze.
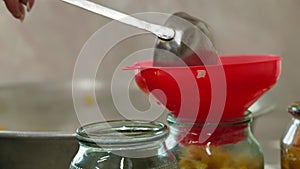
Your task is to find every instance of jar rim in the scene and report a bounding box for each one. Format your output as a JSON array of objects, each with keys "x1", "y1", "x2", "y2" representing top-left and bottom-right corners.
[
  {"x1": 167, "y1": 111, "x2": 252, "y2": 127},
  {"x1": 76, "y1": 120, "x2": 169, "y2": 145}
]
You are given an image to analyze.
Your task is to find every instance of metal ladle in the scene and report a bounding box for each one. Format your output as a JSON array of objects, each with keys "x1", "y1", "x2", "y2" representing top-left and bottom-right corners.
[
  {"x1": 62, "y1": 0, "x2": 218, "y2": 66},
  {"x1": 154, "y1": 12, "x2": 219, "y2": 66}
]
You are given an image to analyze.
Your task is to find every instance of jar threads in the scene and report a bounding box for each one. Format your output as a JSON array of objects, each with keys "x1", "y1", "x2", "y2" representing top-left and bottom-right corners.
[{"x1": 70, "y1": 120, "x2": 178, "y2": 169}]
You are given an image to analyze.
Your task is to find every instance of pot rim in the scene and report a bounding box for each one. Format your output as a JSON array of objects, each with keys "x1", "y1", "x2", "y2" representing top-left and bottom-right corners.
[{"x1": 0, "y1": 130, "x2": 75, "y2": 139}]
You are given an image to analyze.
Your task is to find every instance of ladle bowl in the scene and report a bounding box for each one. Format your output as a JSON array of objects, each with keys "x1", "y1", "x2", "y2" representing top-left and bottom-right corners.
[{"x1": 126, "y1": 55, "x2": 281, "y2": 122}]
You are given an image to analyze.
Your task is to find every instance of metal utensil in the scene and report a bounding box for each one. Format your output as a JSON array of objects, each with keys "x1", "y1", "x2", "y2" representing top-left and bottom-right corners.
[
  {"x1": 62, "y1": 0, "x2": 174, "y2": 41},
  {"x1": 62, "y1": 0, "x2": 218, "y2": 66},
  {"x1": 153, "y1": 12, "x2": 219, "y2": 66}
]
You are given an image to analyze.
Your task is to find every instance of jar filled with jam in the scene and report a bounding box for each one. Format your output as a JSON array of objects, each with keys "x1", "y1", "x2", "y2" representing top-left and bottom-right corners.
[
  {"x1": 166, "y1": 112, "x2": 264, "y2": 169},
  {"x1": 69, "y1": 120, "x2": 178, "y2": 169},
  {"x1": 281, "y1": 101, "x2": 300, "y2": 169}
]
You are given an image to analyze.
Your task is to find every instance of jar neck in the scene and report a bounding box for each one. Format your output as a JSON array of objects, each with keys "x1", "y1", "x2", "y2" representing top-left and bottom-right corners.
[
  {"x1": 282, "y1": 117, "x2": 300, "y2": 146},
  {"x1": 167, "y1": 113, "x2": 252, "y2": 145},
  {"x1": 77, "y1": 120, "x2": 169, "y2": 152}
]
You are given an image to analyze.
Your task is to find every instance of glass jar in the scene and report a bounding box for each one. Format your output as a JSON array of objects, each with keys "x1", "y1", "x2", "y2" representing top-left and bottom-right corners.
[
  {"x1": 166, "y1": 112, "x2": 264, "y2": 169},
  {"x1": 69, "y1": 120, "x2": 178, "y2": 169},
  {"x1": 281, "y1": 101, "x2": 300, "y2": 169}
]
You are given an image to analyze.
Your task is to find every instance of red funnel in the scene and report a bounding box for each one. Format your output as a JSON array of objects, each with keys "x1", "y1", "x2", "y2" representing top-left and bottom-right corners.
[{"x1": 125, "y1": 55, "x2": 281, "y2": 122}]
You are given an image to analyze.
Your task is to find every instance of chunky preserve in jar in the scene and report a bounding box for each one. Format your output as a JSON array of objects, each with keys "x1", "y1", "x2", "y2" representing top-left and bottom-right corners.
[
  {"x1": 70, "y1": 120, "x2": 178, "y2": 169},
  {"x1": 166, "y1": 112, "x2": 264, "y2": 169},
  {"x1": 281, "y1": 101, "x2": 300, "y2": 169}
]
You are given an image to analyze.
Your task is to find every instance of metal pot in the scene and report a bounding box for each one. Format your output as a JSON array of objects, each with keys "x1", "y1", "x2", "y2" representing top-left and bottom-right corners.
[
  {"x1": 0, "y1": 80, "x2": 151, "y2": 169},
  {"x1": 0, "y1": 81, "x2": 80, "y2": 169}
]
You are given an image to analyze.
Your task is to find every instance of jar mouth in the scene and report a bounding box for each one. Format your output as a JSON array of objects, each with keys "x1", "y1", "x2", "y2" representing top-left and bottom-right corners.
[
  {"x1": 77, "y1": 120, "x2": 168, "y2": 145},
  {"x1": 167, "y1": 111, "x2": 252, "y2": 127}
]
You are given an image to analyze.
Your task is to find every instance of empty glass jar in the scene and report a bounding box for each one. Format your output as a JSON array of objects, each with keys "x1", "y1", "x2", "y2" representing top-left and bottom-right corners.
[
  {"x1": 69, "y1": 120, "x2": 178, "y2": 169},
  {"x1": 166, "y1": 112, "x2": 264, "y2": 169}
]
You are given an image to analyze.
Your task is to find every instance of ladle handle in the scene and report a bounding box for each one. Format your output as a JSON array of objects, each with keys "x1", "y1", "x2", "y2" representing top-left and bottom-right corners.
[{"x1": 62, "y1": 0, "x2": 175, "y2": 40}]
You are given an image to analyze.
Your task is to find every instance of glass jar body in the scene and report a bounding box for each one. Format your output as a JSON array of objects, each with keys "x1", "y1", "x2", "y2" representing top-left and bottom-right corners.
[
  {"x1": 166, "y1": 114, "x2": 264, "y2": 169},
  {"x1": 281, "y1": 118, "x2": 300, "y2": 169},
  {"x1": 69, "y1": 120, "x2": 178, "y2": 169},
  {"x1": 70, "y1": 143, "x2": 177, "y2": 169}
]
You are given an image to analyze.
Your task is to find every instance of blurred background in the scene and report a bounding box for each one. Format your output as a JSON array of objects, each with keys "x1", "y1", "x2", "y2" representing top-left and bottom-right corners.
[{"x1": 0, "y1": 0, "x2": 299, "y2": 167}]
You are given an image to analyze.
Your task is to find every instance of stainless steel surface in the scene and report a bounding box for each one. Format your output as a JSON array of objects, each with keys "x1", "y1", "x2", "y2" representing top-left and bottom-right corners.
[
  {"x1": 0, "y1": 81, "x2": 80, "y2": 169},
  {"x1": 0, "y1": 133, "x2": 77, "y2": 169},
  {"x1": 153, "y1": 12, "x2": 219, "y2": 66},
  {"x1": 62, "y1": 0, "x2": 175, "y2": 40}
]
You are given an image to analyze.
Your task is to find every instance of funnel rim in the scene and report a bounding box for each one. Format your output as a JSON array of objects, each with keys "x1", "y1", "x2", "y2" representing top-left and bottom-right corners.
[{"x1": 126, "y1": 54, "x2": 281, "y2": 70}]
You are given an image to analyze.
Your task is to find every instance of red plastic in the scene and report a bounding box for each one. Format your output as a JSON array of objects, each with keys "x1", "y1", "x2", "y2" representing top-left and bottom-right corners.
[{"x1": 126, "y1": 55, "x2": 282, "y2": 122}]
